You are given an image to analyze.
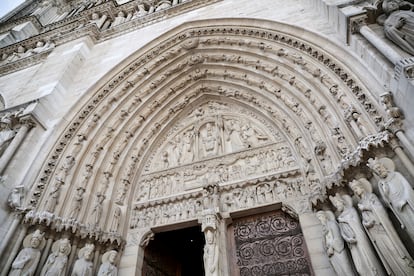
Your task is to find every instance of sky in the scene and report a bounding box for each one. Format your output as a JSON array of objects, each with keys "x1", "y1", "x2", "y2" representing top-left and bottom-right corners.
[{"x1": 0, "y1": 0, "x2": 26, "y2": 18}]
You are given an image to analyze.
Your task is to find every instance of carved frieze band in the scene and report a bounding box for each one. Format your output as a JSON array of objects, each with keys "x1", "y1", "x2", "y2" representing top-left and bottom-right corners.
[
  {"x1": 0, "y1": 0, "x2": 221, "y2": 75},
  {"x1": 130, "y1": 171, "x2": 308, "y2": 231}
]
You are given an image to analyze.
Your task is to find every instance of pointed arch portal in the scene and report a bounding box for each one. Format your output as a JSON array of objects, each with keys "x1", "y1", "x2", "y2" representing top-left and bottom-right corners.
[{"x1": 24, "y1": 18, "x2": 387, "y2": 275}]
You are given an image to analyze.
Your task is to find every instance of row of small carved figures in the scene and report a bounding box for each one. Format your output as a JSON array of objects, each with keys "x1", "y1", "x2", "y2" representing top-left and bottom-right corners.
[
  {"x1": 7, "y1": 230, "x2": 119, "y2": 276},
  {"x1": 0, "y1": 0, "x2": 193, "y2": 66}
]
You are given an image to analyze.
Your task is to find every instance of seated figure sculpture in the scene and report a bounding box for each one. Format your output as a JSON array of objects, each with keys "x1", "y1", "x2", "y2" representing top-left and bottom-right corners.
[{"x1": 380, "y1": 0, "x2": 414, "y2": 55}]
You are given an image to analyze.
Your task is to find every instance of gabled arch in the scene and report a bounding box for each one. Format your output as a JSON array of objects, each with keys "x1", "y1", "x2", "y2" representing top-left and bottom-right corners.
[{"x1": 24, "y1": 18, "x2": 387, "y2": 273}]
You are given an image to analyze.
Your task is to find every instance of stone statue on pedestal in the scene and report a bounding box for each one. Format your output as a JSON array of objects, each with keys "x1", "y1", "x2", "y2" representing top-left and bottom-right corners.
[
  {"x1": 329, "y1": 193, "x2": 385, "y2": 276},
  {"x1": 97, "y1": 250, "x2": 118, "y2": 276},
  {"x1": 9, "y1": 230, "x2": 45, "y2": 276},
  {"x1": 368, "y1": 157, "x2": 414, "y2": 241},
  {"x1": 40, "y1": 238, "x2": 71, "y2": 276},
  {"x1": 204, "y1": 228, "x2": 219, "y2": 276},
  {"x1": 350, "y1": 178, "x2": 414, "y2": 275},
  {"x1": 71, "y1": 243, "x2": 95, "y2": 276},
  {"x1": 316, "y1": 210, "x2": 354, "y2": 275},
  {"x1": 201, "y1": 210, "x2": 221, "y2": 276}
]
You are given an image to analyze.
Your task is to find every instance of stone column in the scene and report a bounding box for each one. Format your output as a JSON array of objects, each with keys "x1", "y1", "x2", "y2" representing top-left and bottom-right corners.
[
  {"x1": 395, "y1": 131, "x2": 414, "y2": 160},
  {"x1": 0, "y1": 214, "x2": 21, "y2": 260},
  {"x1": 119, "y1": 229, "x2": 152, "y2": 275},
  {"x1": 389, "y1": 138, "x2": 414, "y2": 181},
  {"x1": 36, "y1": 235, "x2": 54, "y2": 275},
  {"x1": 67, "y1": 239, "x2": 79, "y2": 273},
  {"x1": 283, "y1": 200, "x2": 335, "y2": 276},
  {"x1": 349, "y1": 14, "x2": 401, "y2": 65},
  {"x1": 0, "y1": 225, "x2": 28, "y2": 276},
  {"x1": 0, "y1": 119, "x2": 34, "y2": 174},
  {"x1": 93, "y1": 246, "x2": 101, "y2": 275}
]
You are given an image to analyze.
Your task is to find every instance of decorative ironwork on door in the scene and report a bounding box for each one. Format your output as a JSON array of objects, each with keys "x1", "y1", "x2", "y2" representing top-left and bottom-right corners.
[{"x1": 231, "y1": 210, "x2": 312, "y2": 276}]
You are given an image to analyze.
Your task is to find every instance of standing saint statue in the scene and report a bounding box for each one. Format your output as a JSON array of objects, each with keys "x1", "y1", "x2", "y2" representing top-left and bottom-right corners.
[
  {"x1": 203, "y1": 227, "x2": 219, "y2": 276},
  {"x1": 69, "y1": 186, "x2": 85, "y2": 219},
  {"x1": 97, "y1": 250, "x2": 118, "y2": 276},
  {"x1": 350, "y1": 178, "x2": 414, "y2": 275},
  {"x1": 90, "y1": 192, "x2": 106, "y2": 227},
  {"x1": 9, "y1": 230, "x2": 45, "y2": 276},
  {"x1": 40, "y1": 238, "x2": 71, "y2": 276},
  {"x1": 316, "y1": 210, "x2": 355, "y2": 275},
  {"x1": 71, "y1": 244, "x2": 95, "y2": 276},
  {"x1": 368, "y1": 157, "x2": 414, "y2": 242},
  {"x1": 329, "y1": 193, "x2": 385, "y2": 276}
]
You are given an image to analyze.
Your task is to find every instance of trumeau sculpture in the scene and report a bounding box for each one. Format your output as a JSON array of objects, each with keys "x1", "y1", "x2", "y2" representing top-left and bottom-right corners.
[
  {"x1": 368, "y1": 157, "x2": 414, "y2": 241},
  {"x1": 40, "y1": 238, "x2": 71, "y2": 276},
  {"x1": 97, "y1": 250, "x2": 118, "y2": 276},
  {"x1": 329, "y1": 193, "x2": 385, "y2": 276},
  {"x1": 316, "y1": 210, "x2": 354, "y2": 275},
  {"x1": 350, "y1": 178, "x2": 414, "y2": 276},
  {"x1": 71, "y1": 244, "x2": 95, "y2": 276},
  {"x1": 9, "y1": 230, "x2": 45, "y2": 276},
  {"x1": 202, "y1": 212, "x2": 220, "y2": 276}
]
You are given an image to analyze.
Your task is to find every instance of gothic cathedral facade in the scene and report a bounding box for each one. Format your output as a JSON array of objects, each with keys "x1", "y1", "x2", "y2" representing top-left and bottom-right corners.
[{"x1": 0, "y1": 0, "x2": 414, "y2": 275}]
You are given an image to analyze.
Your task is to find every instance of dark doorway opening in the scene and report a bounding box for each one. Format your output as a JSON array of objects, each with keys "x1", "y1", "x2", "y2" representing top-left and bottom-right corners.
[{"x1": 142, "y1": 225, "x2": 205, "y2": 276}]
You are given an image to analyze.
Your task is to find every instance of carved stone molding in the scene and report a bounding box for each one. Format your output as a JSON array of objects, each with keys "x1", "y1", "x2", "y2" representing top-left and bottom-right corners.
[
  {"x1": 23, "y1": 210, "x2": 125, "y2": 246},
  {"x1": 25, "y1": 21, "x2": 386, "y2": 249},
  {"x1": 0, "y1": 0, "x2": 221, "y2": 75},
  {"x1": 348, "y1": 13, "x2": 367, "y2": 35}
]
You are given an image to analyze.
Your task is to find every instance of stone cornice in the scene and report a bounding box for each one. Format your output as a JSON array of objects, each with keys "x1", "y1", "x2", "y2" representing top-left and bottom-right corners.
[{"x1": 0, "y1": 0, "x2": 221, "y2": 75}]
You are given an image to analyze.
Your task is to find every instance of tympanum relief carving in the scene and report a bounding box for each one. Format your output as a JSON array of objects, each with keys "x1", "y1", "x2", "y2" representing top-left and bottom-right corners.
[{"x1": 145, "y1": 101, "x2": 278, "y2": 173}]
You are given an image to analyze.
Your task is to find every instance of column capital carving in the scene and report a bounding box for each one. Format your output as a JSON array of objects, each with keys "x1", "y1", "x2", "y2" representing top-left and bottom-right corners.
[
  {"x1": 282, "y1": 198, "x2": 312, "y2": 218},
  {"x1": 19, "y1": 116, "x2": 37, "y2": 129},
  {"x1": 349, "y1": 13, "x2": 368, "y2": 35},
  {"x1": 139, "y1": 230, "x2": 154, "y2": 248}
]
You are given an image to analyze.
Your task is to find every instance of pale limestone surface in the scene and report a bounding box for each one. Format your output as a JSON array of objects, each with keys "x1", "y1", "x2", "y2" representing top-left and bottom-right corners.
[{"x1": 0, "y1": 1, "x2": 413, "y2": 276}]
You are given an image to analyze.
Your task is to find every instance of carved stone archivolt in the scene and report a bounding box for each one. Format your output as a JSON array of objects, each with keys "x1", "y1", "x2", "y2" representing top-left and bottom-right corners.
[{"x1": 12, "y1": 19, "x2": 402, "y2": 275}]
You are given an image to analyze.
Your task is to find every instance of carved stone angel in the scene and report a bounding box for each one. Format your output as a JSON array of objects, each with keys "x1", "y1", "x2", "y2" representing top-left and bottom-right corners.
[
  {"x1": 329, "y1": 193, "x2": 385, "y2": 276},
  {"x1": 350, "y1": 178, "x2": 414, "y2": 275},
  {"x1": 316, "y1": 210, "x2": 354, "y2": 275},
  {"x1": 368, "y1": 157, "x2": 414, "y2": 241}
]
